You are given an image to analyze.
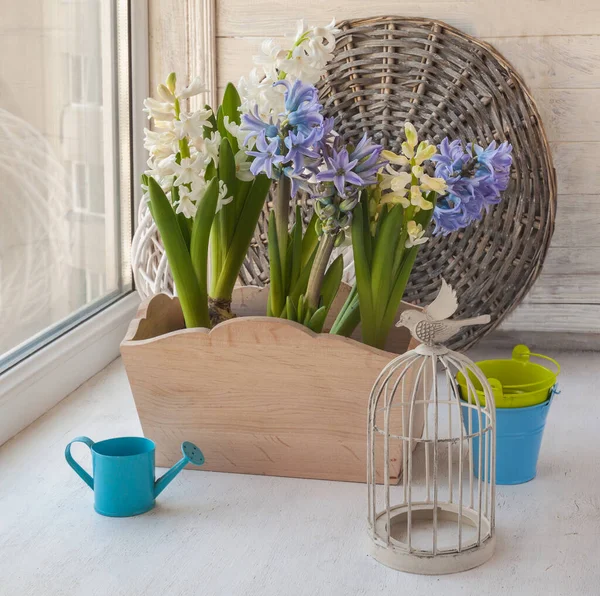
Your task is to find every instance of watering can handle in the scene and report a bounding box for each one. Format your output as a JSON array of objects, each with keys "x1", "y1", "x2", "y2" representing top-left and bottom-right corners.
[{"x1": 65, "y1": 436, "x2": 95, "y2": 489}]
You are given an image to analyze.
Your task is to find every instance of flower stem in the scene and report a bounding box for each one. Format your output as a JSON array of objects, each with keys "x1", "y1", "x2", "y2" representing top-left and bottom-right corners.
[
  {"x1": 274, "y1": 176, "x2": 291, "y2": 291},
  {"x1": 305, "y1": 233, "x2": 335, "y2": 310}
]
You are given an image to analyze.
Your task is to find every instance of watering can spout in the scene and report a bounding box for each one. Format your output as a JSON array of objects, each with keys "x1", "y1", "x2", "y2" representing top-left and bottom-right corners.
[{"x1": 154, "y1": 442, "x2": 205, "y2": 498}]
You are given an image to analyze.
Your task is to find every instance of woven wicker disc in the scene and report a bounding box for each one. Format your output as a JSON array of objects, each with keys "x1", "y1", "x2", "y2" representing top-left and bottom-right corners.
[{"x1": 241, "y1": 16, "x2": 557, "y2": 350}]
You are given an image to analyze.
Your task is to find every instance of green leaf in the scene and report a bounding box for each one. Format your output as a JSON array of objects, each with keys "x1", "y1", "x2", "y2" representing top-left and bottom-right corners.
[
  {"x1": 289, "y1": 206, "x2": 303, "y2": 291},
  {"x1": 285, "y1": 296, "x2": 297, "y2": 322},
  {"x1": 220, "y1": 83, "x2": 242, "y2": 151},
  {"x1": 297, "y1": 294, "x2": 306, "y2": 324},
  {"x1": 321, "y1": 254, "x2": 343, "y2": 311},
  {"x1": 330, "y1": 292, "x2": 361, "y2": 337},
  {"x1": 221, "y1": 83, "x2": 242, "y2": 125},
  {"x1": 378, "y1": 246, "x2": 419, "y2": 349},
  {"x1": 218, "y1": 137, "x2": 237, "y2": 253},
  {"x1": 351, "y1": 204, "x2": 377, "y2": 346},
  {"x1": 203, "y1": 104, "x2": 217, "y2": 139},
  {"x1": 171, "y1": 186, "x2": 192, "y2": 250},
  {"x1": 205, "y1": 160, "x2": 217, "y2": 181},
  {"x1": 360, "y1": 190, "x2": 373, "y2": 266},
  {"x1": 148, "y1": 177, "x2": 209, "y2": 328},
  {"x1": 176, "y1": 212, "x2": 192, "y2": 251},
  {"x1": 190, "y1": 178, "x2": 219, "y2": 297},
  {"x1": 333, "y1": 282, "x2": 357, "y2": 326},
  {"x1": 233, "y1": 179, "x2": 252, "y2": 226},
  {"x1": 303, "y1": 304, "x2": 315, "y2": 327},
  {"x1": 284, "y1": 227, "x2": 294, "y2": 296},
  {"x1": 289, "y1": 245, "x2": 317, "y2": 303},
  {"x1": 215, "y1": 106, "x2": 225, "y2": 138},
  {"x1": 213, "y1": 174, "x2": 272, "y2": 301},
  {"x1": 209, "y1": 224, "x2": 222, "y2": 295},
  {"x1": 301, "y1": 212, "x2": 319, "y2": 269},
  {"x1": 266, "y1": 290, "x2": 273, "y2": 317},
  {"x1": 267, "y1": 210, "x2": 283, "y2": 317},
  {"x1": 371, "y1": 205, "x2": 403, "y2": 323},
  {"x1": 307, "y1": 306, "x2": 328, "y2": 333}
]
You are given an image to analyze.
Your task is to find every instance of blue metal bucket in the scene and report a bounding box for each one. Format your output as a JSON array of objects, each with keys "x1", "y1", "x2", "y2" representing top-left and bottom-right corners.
[{"x1": 461, "y1": 388, "x2": 557, "y2": 485}]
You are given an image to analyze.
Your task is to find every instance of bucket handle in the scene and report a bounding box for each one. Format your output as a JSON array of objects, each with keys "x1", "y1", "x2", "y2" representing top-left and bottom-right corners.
[
  {"x1": 529, "y1": 352, "x2": 560, "y2": 377},
  {"x1": 511, "y1": 344, "x2": 560, "y2": 377}
]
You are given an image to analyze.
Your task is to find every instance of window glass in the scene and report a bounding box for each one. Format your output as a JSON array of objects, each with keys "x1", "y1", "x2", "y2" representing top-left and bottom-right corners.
[{"x1": 0, "y1": 0, "x2": 131, "y2": 370}]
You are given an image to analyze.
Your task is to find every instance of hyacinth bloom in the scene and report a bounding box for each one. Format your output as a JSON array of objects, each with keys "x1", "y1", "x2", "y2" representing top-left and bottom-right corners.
[
  {"x1": 241, "y1": 79, "x2": 326, "y2": 194},
  {"x1": 247, "y1": 133, "x2": 285, "y2": 177},
  {"x1": 283, "y1": 129, "x2": 321, "y2": 173},
  {"x1": 432, "y1": 138, "x2": 513, "y2": 235},
  {"x1": 241, "y1": 106, "x2": 280, "y2": 145},
  {"x1": 317, "y1": 148, "x2": 363, "y2": 196},
  {"x1": 143, "y1": 75, "x2": 273, "y2": 331}
]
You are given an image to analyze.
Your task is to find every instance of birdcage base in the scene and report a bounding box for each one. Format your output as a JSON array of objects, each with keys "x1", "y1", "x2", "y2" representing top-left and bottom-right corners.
[{"x1": 370, "y1": 502, "x2": 494, "y2": 574}]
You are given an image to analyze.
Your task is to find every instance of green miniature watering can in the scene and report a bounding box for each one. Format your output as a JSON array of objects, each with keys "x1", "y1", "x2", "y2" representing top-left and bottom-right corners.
[
  {"x1": 457, "y1": 344, "x2": 560, "y2": 408},
  {"x1": 65, "y1": 436, "x2": 205, "y2": 517}
]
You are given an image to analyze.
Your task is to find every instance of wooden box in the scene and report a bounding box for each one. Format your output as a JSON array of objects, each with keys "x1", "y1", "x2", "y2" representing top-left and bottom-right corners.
[{"x1": 120, "y1": 284, "x2": 425, "y2": 482}]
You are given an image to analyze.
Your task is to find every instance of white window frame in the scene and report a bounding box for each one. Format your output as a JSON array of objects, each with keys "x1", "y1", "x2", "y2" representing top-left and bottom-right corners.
[{"x1": 0, "y1": 0, "x2": 149, "y2": 445}]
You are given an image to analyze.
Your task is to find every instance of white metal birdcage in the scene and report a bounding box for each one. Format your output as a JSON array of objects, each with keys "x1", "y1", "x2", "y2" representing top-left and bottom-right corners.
[{"x1": 367, "y1": 342, "x2": 496, "y2": 574}]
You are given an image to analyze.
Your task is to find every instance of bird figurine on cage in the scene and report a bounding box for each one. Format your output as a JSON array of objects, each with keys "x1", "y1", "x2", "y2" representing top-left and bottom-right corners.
[
  {"x1": 367, "y1": 278, "x2": 497, "y2": 575},
  {"x1": 396, "y1": 280, "x2": 491, "y2": 346}
]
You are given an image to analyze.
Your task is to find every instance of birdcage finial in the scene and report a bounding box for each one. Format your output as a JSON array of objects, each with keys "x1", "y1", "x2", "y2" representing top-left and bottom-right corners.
[{"x1": 396, "y1": 279, "x2": 491, "y2": 347}]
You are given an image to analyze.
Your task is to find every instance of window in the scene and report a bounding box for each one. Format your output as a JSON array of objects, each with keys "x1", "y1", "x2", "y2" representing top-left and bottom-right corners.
[{"x1": 0, "y1": 0, "x2": 140, "y2": 374}]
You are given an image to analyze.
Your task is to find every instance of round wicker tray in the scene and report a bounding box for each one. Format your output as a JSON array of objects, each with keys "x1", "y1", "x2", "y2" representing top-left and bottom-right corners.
[{"x1": 133, "y1": 16, "x2": 556, "y2": 350}]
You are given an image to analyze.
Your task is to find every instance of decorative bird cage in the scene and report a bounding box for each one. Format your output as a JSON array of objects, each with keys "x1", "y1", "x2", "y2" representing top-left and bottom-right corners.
[{"x1": 368, "y1": 308, "x2": 496, "y2": 574}]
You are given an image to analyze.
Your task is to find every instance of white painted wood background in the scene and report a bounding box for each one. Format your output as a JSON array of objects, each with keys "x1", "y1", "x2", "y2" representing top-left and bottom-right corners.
[{"x1": 148, "y1": 0, "x2": 600, "y2": 341}]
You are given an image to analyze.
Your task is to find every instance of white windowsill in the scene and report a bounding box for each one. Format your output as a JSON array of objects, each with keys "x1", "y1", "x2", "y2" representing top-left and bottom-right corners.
[
  {"x1": 0, "y1": 292, "x2": 140, "y2": 446},
  {"x1": 0, "y1": 346, "x2": 597, "y2": 594}
]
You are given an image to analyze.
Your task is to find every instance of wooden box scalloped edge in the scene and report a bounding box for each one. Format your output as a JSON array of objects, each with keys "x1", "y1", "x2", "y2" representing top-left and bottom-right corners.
[{"x1": 120, "y1": 283, "x2": 425, "y2": 483}]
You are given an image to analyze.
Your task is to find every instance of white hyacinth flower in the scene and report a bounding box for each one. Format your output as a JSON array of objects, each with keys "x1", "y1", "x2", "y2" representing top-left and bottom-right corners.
[
  {"x1": 420, "y1": 173, "x2": 447, "y2": 194},
  {"x1": 171, "y1": 153, "x2": 205, "y2": 186},
  {"x1": 381, "y1": 150, "x2": 409, "y2": 166},
  {"x1": 253, "y1": 39, "x2": 286, "y2": 79},
  {"x1": 404, "y1": 122, "x2": 418, "y2": 148},
  {"x1": 203, "y1": 130, "x2": 221, "y2": 167},
  {"x1": 405, "y1": 220, "x2": 429, "y2": 248},
  {"x1": 281, "y1": 44, "x2": 322, "y2": 84},
  {"x1": 412, "y1": 165, "x2": 424, "y2": 178},
  {"x1": 224, "y1": 116, "x2": 252, "y2": 149},
  {"x1": 234, "y1": 150, "x2": 254, "y2": 181},
  {"x1": 173, "y1": 109, "x2": 213, "y2": 140},
  {"x1": 178, "y1": 76, "x2": 205, "y2": 100},
  {"x1": 237, "y1": 68, "x2": 265, "y2": 113},
  {"x1": 157, "y1": 84, "x2": 176, "y2": 104},
  {"x1": 238, "y1": 19, "x2": 340, "y2": 116},
  {"x1": 143, "y1": 128, "x2": 178, "y2": 160},
  {"x1": 312, "y1": 18, "x2": 341, "y2": 46},
  {"x1": 216, "y1": 180, "x2": 233, "y2": 213},
  {"x1": 413, "y1": 141, "x2": 437, "y2": 166},
  {"x1": 143, "y1": 97, "x2": 175, "y2": 122},
  {"x1": 150, "y1": 155, "x2": 178, "y2": 179},
  {"x1": 175, "y1": 191, "x2": 198, "y2": 219},
  {"x1": 410, "y1": 185, "x2": 433, "y2": 210},
  {"x1": 306, "y1": 38, "x2": 334, "y2": 70}
]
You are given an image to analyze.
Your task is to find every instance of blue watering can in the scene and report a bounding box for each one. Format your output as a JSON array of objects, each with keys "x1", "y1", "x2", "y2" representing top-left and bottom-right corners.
[{"x1": 65, "y1": 436, "x2": 205, "y2": 517}]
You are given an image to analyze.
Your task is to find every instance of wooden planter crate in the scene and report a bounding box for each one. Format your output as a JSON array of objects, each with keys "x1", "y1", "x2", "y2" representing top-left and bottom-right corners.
[{"x1": 120, "y1": 284, "x2": 425, "y2": 483}]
